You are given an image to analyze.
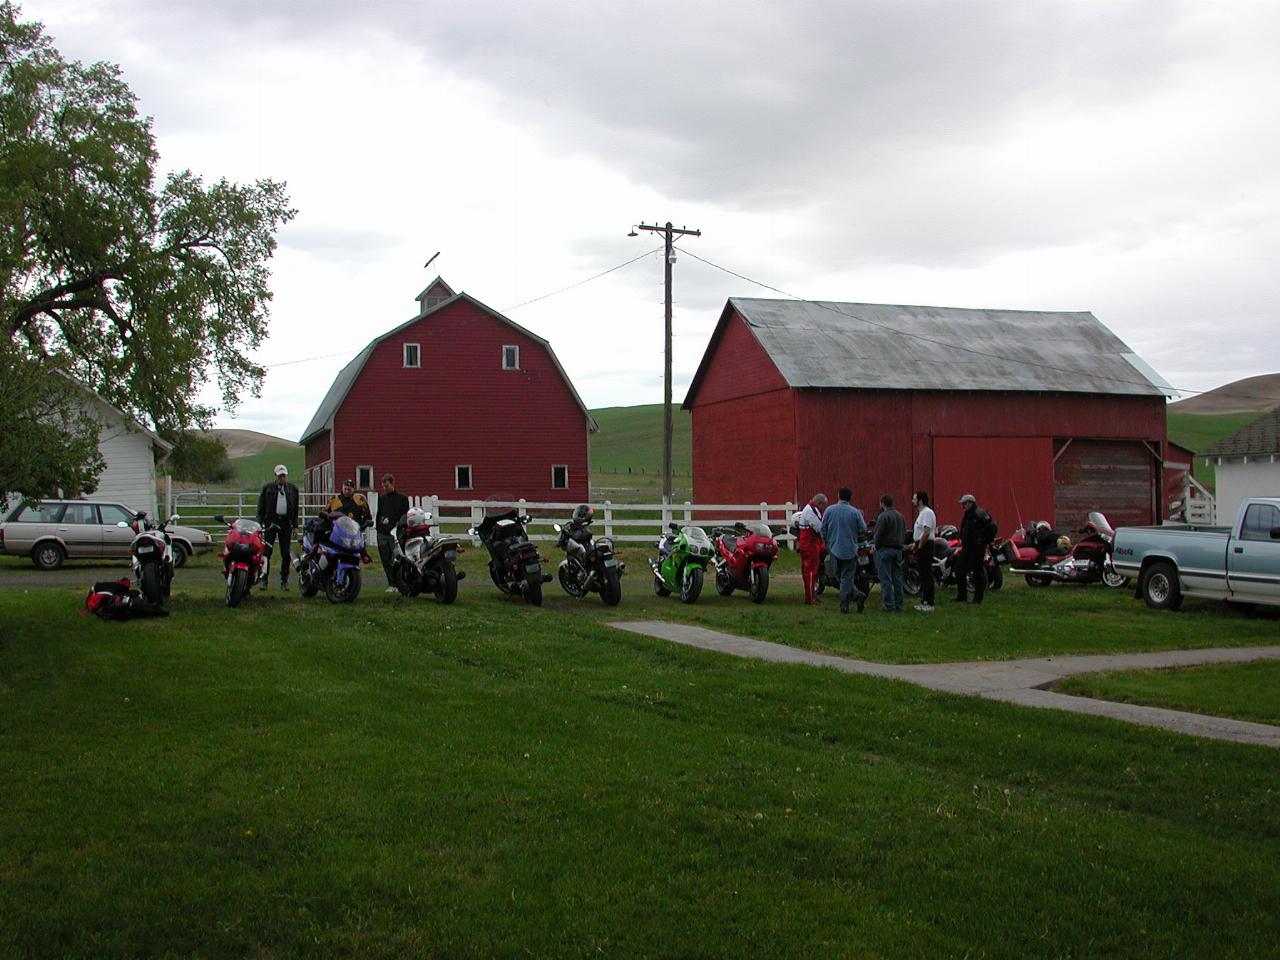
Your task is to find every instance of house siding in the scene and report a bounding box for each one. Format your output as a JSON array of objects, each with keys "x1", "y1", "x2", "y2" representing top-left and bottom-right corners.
[
  {"x1": 330, "y1": 298, "x2": 590, "y2": 501},
  {"x1": 84, "y1": 396, "x2": 160, "y2": 516}
]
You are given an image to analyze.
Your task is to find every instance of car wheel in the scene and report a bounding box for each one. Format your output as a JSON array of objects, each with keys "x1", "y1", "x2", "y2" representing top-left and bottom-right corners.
[
  {"x1": 172, "y1": 542, "x2": 191, "y2": 569},
  {"x1": 32, "y1": 541, "x2": 65, "y2": 571}
]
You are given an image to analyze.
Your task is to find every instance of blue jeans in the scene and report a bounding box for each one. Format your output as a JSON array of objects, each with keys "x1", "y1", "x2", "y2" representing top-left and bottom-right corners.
[
  {"x1": 875, "y1": 548, "x2": 904, "y2": 610},
  {"x1": 836, "y1": 556, "x2": 862, "y2": 605}
]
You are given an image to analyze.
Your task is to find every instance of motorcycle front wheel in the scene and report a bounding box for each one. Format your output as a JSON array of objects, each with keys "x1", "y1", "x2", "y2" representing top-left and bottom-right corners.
[
  {"x1": 226, "y1": 567, "x2": 249, "y2": 607},
  {"x1": 489, "y1": 561, "x2": 512, "y2": 595},
  {"x1": 558, "y1": 559, "x2": 587, "y2": 598},
  {"x1": 653, "y1": 575, "x2": 671, "y2": 598},
  {"x1": 433, "y1": 561, "x2": 458, "y2": 604},
  {"x1": 749, "y1": 566, "x2": 769, "y2": 603},
  {"x1": 140, "y1": 563, "x2": 163, "y2": 606},
  {"x1": 680, "y1": 566, "x2": 704, "y2": 604},
  {"x1": 325, "y1": 567, "x2": 361, "y2": 603},
  {"x1": 903, "y1": 564, "x2": 922, "y2": 596},
  {"x1": 714, "y1": 567, "x2": 734, "y2": 596},
  {"x1": 1102, "y1": 568, "x2": 1129, "y2": 589}
]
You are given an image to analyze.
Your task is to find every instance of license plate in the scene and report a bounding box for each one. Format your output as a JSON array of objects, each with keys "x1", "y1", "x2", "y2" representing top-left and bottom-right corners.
[
  {"x1": 526, "y1": 563, "x2": 540, "y2": 575},
  {"x1": 444, "y1": 551, "x2": 457, "y2": 560},
  {"x1": 135, "y1": 545, "x2": 154, "y2": 553},
  {"x1": 603, "y1": 558, "x2": 617, "y2": 568}
]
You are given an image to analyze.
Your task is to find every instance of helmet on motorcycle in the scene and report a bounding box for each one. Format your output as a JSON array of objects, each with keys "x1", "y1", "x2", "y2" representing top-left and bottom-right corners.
[
  {"x1": 405, "y1": 507, "x2": 433, "y2": 530},
  {"x1": 572, "y1": 504, "x2": 593, "y2": 523}
]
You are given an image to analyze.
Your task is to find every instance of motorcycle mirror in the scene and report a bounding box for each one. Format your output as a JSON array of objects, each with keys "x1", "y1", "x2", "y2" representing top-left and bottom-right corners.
[
  {"x1": 668, "y1": 522, "x2": 678, "y2": 531},
  {"x1": 168, "y1": 514, "x2": 180, "y2": 523},
  {"x1": 213, "y1": 514, "x2": 225, "y2": 524},
  {"x1": 553, "y1": 523, "x2": 563, "y2": 533},
  {"x1": 467, "y1": 527, "x2": 478, "y2": 536},
  {"x1": 116, "y1": 521, "x2": 129, "y2": 528}
]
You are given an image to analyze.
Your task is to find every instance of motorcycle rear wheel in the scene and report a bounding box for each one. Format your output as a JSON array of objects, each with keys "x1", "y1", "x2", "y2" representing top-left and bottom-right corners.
[
  {"x1": 1026, "y1": 574, "x2": 1053, "y2": 588},
  {"x1": 325, "y1": 568, "x2": 361, "y2": 603},
  {"x1": 226, "y1": 567, "x2": 249, "y2": 608},
  {"x1": 140, "y1": 563, "x2": 163, "y2": 606},
  {"x1": 749, "y1": 566, "x2": 769, "y2": 603},
  {"x1": 987, "y1": 562, "x2": 1004, "y2": 591},
  {"x1": 600, "y1": 568, "x2": 622, "y2": 606},
  {"x1": 434, "y1": 561, "x2": 458, "y2": 604},
  {"x1": 524, "y1": 576, "x2": 543, "y2": 606}
]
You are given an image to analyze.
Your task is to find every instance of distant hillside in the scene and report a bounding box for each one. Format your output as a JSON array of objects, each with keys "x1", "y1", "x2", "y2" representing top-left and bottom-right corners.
[
  {"x1": 590, "y1": 404, "x2": 692, "y2": 475},
  {"x1": 1170, "y1": 373, "x2": 1280, "y2": 415},
  {"x1": 205, "y1": 428, "x2": 296, "y2": 458}
]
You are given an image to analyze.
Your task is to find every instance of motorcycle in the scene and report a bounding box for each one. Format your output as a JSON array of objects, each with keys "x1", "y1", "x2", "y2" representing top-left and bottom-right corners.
[
  {"x1": 117, "y1": 511, "x2": 178, "y2": 606},
  {"x1": 390, "y1": 507, "x2": 465, "y2": 603},
  {"x1": 294, "y1": 512, "x2": 372, "y2": 603},
  {"x1": 212, "y1": 515, "x2": 269, "y2": 607},
  {"x1": 553, "y1": 506, "x2": 624, "y2": 606},
  {"x1": 1008, "y1": 511, "x2": 1129, "y2": 588},
  {"x1": 712, "y1": 520, "x2": 778, "y2": 603},
  {"x1": 470, "y1": 509, "x2": 550, "y2": 606},
  {"x1": 904, "y1": 523, "x2": 1005, "y2": 596},
  {"x1": 649, "y1": 522, "x2": 714, "y2": 604}
]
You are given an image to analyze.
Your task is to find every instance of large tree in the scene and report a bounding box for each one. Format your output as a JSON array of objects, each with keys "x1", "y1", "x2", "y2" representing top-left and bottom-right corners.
[{"x1": 0, "y1": 2, "x2": 294, "y2": 506}]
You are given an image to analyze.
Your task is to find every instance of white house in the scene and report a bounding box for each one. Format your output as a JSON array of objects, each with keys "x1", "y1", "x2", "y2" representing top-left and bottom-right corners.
[
  {"x1": 75, "y1": 388, "x2": 172, "y2": 517},
  {"x1": 1201, "y1": 409, "x2": 1280, "y2": 523}
]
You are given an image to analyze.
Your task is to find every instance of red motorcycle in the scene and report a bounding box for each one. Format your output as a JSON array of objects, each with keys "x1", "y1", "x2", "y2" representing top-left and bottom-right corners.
[
  {"x1": 712, "y1": 520, "x2": 779, "y2": 603},
  {"x1": 1008, "y1": 512, "x2": 1128, "y2": 588},
  {"x1": 213, "y1": 515, "x2": 269, "y2": 607}
]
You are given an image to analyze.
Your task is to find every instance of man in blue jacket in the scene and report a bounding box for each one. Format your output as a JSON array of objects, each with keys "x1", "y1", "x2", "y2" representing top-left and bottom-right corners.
[{"x1": 819, "y1": 486, "x2": 868, "y2": 613}]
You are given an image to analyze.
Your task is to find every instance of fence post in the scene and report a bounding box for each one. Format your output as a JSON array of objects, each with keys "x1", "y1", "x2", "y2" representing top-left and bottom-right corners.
[
  {"x1": 683, "y1": 501, "x2": 692, "y2": 524},
  {"x1": 428, "y1": 495, "x2": 439, "y2": 536},
  {"x1": 661, "y1": 501, "x2": 671, "y2": 530},
  {"x1": 237, "y1": 492, "x2": 244, "y2": 518},
  {"x1": 783, "y1": 500, "x2": 796, "y2": 549},
  {"x1": 603, "y1": 500, "x2": 613, "y2": 539},
  {"x1": 470, "y1": 501, "x2": 483, "y2": 544}
]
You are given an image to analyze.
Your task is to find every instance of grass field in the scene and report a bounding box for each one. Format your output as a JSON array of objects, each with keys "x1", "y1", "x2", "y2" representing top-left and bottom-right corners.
[
  {"x1": 2, "y1": 563, "x2": 1279, "y2": 957},
  {"x1": 1166, "y1": 410, "x2": 1259, "y2": 494},
  {"x1": 225, "y1": 442, "x2": 306, "y2": 488},
  {"x1": 1059, "y1": 660, "x2": 1280, "y2": 727}
]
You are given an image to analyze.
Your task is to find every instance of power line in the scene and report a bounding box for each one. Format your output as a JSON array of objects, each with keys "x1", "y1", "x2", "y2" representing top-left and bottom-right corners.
[
  {"x1": 675, "y1": 244, "x2": 1280, "y2": 405},
  {"x1": 504, "y1": 246, "x2": 661, "y2": 312}
]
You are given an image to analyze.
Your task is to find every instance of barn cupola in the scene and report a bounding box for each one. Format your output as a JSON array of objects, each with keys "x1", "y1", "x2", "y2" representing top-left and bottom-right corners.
[{"x1": 415, "y1": 277, "x2": 456, "y2": 317}]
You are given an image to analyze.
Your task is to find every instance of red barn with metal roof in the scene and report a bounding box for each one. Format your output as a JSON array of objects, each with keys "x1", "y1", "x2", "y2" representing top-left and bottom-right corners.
[
  {"x1": 682, "y1": 298, "x2": 1175, "y2": 532},
  {"x1": 300, "y1": 278, "x2": 595, "y2": 502}
]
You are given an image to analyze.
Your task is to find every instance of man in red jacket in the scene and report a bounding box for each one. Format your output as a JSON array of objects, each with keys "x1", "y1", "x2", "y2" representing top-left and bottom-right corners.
[{"x1": 795, "y1": 492, "x2": 827, "y2": 604}]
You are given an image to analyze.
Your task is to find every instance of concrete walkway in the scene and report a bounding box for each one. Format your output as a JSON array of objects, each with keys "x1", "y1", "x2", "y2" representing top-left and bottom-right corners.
[{"x1": 607, "y1": 621, "x2": 1280, "y2": 748}]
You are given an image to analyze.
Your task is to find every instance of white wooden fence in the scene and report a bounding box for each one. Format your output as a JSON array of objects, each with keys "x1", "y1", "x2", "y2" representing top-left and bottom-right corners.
[{"x1": 171, "y1": 491, "x2": 800, "y2": 547}]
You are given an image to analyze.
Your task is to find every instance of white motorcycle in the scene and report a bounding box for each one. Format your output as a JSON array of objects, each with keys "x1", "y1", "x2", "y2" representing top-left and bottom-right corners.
[
  {"x1": 116, "y1": 512, "x2": 179, "y2": 606},
  {"x1": 391, "y1": 507, "x2": 465, "y2": 603}
]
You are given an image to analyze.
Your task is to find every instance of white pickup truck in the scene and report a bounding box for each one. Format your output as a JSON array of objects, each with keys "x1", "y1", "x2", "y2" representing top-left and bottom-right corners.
[{"x1": 1111, "y1": 497, "x2": 1280, "y2": 610}]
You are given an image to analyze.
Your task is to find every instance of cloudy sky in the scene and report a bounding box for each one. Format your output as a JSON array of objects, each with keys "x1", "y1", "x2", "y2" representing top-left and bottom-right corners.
[{"x1": 27, "y1": 0, "x2": 1280, "y2": 439}]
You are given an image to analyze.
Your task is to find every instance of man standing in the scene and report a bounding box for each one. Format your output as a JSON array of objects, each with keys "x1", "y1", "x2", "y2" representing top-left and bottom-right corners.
[
  {"x1": 955, "y1": 493, "x2": 994, "y2": 604},
  {"x1": 819, "y1": 486, "x2": 868, "y2": 614},
  {"x1": 255, "y1": 464, "x2": 298, "y2": 590},
  {"x1": 375, "y1": 473, "x2": 410, "y2": 593},
  {"x1": 795, "y1": 492, "x2": 827, "y2": 605},
  {"x1": 328, "y1": 479, "x2": 372, "y2": 526},
  {"x1": 911, "y1": 491, "x2": 937, "y2": 612},
  {"x1": 873, "y1": 494, "x2": 906, "y2": 612}
]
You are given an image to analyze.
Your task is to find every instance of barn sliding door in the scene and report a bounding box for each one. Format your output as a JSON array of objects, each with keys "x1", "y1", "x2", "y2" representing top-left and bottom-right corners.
[{"x1": 1053, "y1": 439, "x2": 1155, "y2": 531}]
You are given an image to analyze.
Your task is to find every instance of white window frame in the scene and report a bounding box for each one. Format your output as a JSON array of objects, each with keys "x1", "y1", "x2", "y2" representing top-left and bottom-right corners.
[
  {"x1": 551, "y1": 464, "x2": 569, "y2": 490},
  {"x1": 502, "y1": 345, "x2": 519, "y2": 370},
  {"x1": 356, "y1": 465, "x2": 374, "y2": 490},
  {"x1": 403, "y1": 343, "x2": 421, "y2": 368},
  {"x1": 455, "y1": 464, "x2": 473, "y2": 490}
]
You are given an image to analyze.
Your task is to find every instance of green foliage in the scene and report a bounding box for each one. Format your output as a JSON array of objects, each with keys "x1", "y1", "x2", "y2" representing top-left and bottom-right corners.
[
  {"x1": 0, "y1": 343, "x2": 102, "y2": 507},
  {"x1": 0, "y1": 3, "x2": 294, "y2": 499},
  {"x1": 161, "y1": 430, "x2": 233, "y2": 484}
]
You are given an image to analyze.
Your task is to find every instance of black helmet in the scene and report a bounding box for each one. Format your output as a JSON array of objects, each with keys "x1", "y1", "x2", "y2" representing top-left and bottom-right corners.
[{"x1": 572, "y1": 504, "x2": 593, "y2": 523}]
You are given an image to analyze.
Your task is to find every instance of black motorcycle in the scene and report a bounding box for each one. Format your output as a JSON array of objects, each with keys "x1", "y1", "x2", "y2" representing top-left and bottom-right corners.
[
  {"x1": 553, "y1": 505, "x2": 624, "y2": 606},
  {"x1": 470, "y1": 509, "x2": 551, "y2": 606}
]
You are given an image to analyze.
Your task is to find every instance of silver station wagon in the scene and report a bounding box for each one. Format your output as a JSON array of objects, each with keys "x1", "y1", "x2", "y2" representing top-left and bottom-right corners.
[{"x1": 0, "y1": 498, "x2": 215, "y2": 570}]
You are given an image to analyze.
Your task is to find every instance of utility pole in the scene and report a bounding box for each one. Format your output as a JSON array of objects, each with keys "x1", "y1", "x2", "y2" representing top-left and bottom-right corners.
[{"x1": 633, "y1": 221, "x2": 701, "y2": 503}]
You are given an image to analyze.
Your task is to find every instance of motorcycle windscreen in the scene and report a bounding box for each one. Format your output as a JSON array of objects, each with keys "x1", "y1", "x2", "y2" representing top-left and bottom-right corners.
[
  {"x1": 232, "y1": 518, "x2": 262, "y2": 536},
  {"x1": 330, "y1": 515, "x2": 364, "y2": 550},
  {"x1": 682, "y1": 526, "x2": 712, "y2": 551},
  {"x1": 1087, "y1": 512, "x2": 1114, "y2": 537}
]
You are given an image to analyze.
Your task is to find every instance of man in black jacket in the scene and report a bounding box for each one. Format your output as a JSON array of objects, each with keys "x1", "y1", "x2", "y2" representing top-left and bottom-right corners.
[
  {"x1": 375, "y1": 474, "x2": 410, "y2": 593},
  {"x1": 256, "y1": 464, "x2": 299, "y2": 590},
  {"x1": 955, "y1": 493, "x2": 994, "y2": 604}
]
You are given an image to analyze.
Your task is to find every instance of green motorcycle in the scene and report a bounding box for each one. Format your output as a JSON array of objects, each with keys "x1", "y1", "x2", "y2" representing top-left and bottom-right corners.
[{"x1": 649, "y1": 522, "x2": 714, "y2": 603}]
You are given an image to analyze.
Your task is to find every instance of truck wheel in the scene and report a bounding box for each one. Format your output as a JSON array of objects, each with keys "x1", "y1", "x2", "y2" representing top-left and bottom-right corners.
[{"x1": 1141, "y1": 561, "x2": 1183, "y2": 611}]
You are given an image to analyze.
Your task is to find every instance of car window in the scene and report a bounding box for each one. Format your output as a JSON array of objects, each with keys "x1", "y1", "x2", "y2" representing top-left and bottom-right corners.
[
  {"x1": 10, "y1": 502, "x2": 65, "y2": 522},
  {"x1": 98, "y1": 504, "x2": 135, "y2": 526},
  {"x1": 1241, "y1": 503, "x2": 1280, "y2": 542},
  {"x1": 60, "y1": 503, "x2": 99, "y2": 525}
]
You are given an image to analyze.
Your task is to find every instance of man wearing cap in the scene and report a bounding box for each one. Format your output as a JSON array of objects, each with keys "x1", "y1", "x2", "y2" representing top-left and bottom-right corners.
[
  {"x1": 328, "y1": 479, "x2": 372, "y2": 527},
  {"x1": 955, "y1": 493, "x2": 994, "y2": 605},
  {"x1": 256, "y1": 465, "x2": 299, "y2": 590}
]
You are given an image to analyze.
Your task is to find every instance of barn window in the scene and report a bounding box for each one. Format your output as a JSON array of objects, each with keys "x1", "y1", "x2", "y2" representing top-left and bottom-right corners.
[
  {"x1": 455, "y1": 465, "x2": 472, "y2": 490},
  {"x1": 502, "y1": 345, "x2": 519, "y2": 370},
  {"x1": 403, "y1": 343, "x2": 420, "y2": 368},
  {"x1": 356, "y1": 465, "x2": 374, "y2": 490},
  {"x1": 551, "y1": 465, "x2": 569, "y2": 490}
]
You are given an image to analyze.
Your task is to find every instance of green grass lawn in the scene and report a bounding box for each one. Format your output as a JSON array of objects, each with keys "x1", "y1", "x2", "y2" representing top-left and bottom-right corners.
[
  {"x1": 2, "y1": 570, "x2": 1280, "y2": 957},
  {"x1": 1059, "y1": 660, "x2": 1280, "y2": 727}
]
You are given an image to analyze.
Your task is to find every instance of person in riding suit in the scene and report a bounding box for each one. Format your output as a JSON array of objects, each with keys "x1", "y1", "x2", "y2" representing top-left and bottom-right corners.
[
  {"x1": 795, "y1": 492, "x2": 827, "y2": 605},
  {"x1": 328, "y1": 479, "x2": 372, "y2": 526},
  {"x1": 255, "y1": 464, "x2": 299, "y2": 590},
  {"x1": 955, "y1": 493, "x2": 994, "y2": 604}
]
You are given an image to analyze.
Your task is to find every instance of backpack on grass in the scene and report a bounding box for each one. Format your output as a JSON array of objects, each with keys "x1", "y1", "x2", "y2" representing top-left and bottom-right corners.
[{"x1": 83, "y1": 579, "x2": 169, "y2": 620}]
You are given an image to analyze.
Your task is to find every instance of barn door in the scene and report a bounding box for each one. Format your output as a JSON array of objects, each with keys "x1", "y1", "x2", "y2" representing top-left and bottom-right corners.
[{"x1": 1053, "y1": 439, "x2": 1155, "y2": 531}]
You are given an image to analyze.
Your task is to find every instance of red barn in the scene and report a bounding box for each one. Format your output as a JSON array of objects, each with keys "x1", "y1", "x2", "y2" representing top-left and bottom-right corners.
[
  {"x1": 683, "y1": 298, "x2": 1174, "y2": 532},
  {"x1": 300, "y1": 278, "x2": 596, "y2": 501}
]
